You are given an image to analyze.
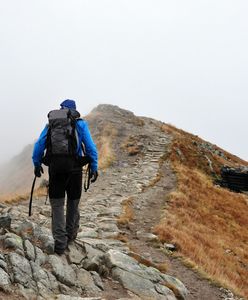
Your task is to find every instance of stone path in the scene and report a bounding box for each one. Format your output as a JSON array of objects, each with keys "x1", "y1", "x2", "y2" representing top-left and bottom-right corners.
[{"x1": 0, "y1": 117, "x2": 186, "y2": 299}]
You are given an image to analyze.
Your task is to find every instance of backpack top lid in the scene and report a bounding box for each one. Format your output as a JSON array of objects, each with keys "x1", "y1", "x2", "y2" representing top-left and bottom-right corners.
[
  {"x1": 48, "y1": 108, "x2": 80, "y2": 120},
  {"x1": 48, "y1": 108, "x2": 70, "y2": 121}
]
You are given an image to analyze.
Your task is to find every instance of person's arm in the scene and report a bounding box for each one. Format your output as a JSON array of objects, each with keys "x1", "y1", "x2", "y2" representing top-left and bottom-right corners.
[
  {"x1": 76, "y1": 120, "x2": 98, "y2": 172},
  {"x1": 32, "y1": 125, "x2": 48, "y2": 167}
]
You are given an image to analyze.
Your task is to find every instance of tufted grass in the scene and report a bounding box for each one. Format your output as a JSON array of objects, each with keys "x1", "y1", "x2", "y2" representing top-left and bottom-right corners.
[
  {"x1": 117, "y1": 197, "x2": 134, "y2": 226},
  {"x1": 0, "y1": 186, "x2": 47, "y2": 204},
  {"x1": 97, "y1": 124, "x2": 117, "y2": 169},
  {"x1": 154, "y1": 124, "x2": 248, "y2": 298}
]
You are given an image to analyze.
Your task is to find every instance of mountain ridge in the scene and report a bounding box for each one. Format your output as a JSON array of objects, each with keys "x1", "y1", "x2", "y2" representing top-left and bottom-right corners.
[
  {"x1": 0, "y1": 104, "x2": 246, "y2": 198},
  {"x1": 0, "y1": 104, "x2": 247, "y2": 299}
]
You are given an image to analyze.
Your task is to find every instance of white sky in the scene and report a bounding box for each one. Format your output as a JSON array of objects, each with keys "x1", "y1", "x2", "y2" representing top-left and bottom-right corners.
[{"x1": 0, "y1": 0, "x2": 247, "y2": 163}]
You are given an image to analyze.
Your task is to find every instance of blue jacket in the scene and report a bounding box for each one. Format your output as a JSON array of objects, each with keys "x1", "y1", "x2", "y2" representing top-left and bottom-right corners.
[{"x1": 32, "y1": 119, "x2": 98, "y2": 172}]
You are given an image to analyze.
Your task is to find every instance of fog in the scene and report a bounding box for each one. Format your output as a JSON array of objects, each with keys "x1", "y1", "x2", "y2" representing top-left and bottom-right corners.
[{"x1": 0, "y1": 0, "x2": 247, "y2": 164}]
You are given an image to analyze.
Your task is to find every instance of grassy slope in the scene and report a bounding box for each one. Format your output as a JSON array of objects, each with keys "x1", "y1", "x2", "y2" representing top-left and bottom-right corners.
[{"x1": 154, "y1": 124, "x2": 248, "y2": 298}]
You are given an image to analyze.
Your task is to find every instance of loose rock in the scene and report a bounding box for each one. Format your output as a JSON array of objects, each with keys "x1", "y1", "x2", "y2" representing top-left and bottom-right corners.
[
  {"x1": 0, "y1": 213, "x2": 11, "y2": 230},
  {"x1": 4, "y1": 233, "x2": 23, "y2": 251},
  {"x1": 49, "y1": 255, "x2": 77, "y2": 287},
  {"x1": 23, "y1": 239, "x2": 36, "y2": 261},
  {"x1": 0, "y1": 267, "x2": 11, "y2": 290}
]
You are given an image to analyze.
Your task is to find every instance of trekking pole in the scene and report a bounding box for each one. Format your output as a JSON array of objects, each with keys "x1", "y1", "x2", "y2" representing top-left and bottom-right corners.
[
  {"x1": 84, "y1": 164, "x2": 91, "y2": 192},
  {"x1": 45, "y1": 183, "x2": 49, "y2": 205},
  {"x1": 29, "y1": 176, "x2": 37, "y2": 216}
]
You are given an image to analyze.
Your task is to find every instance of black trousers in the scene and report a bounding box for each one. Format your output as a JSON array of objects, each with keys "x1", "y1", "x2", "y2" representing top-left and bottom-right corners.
[{"x1": 49, "y1": 163, "x2": 82, "y2": 251}]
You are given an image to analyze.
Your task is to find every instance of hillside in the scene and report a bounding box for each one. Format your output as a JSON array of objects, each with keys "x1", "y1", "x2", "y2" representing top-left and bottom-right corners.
[
  {"x1": 0, "y1": 144, "x2": 34, "y2": 197},
  {"x1": 0, "y1": 104, "x2": 136, "y2": 198},
  {"x1": 153, "y1": 124, "x2": 248, "y2": 298},
  {"x1": 0, "y1": 104, "x2": 247, "y2": 299}
]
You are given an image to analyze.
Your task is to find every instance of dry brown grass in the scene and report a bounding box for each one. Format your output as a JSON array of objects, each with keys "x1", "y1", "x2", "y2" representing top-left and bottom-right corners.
[
  {"x1": 162, "y1": 124, "x2": 247, "y2": 175},
  {"x1": 121, "y1": 135, "x2": 143, "y2": 156},
  {"x1": 117, "y1": 197, "x2": 134, "y2": 225},
  {"x1": 114, "y1": 233, "x2": 129, "y2": 243},
  {"x1": 154, "y1": 124, "x2": 248, "y2": 298},
  {"x1": 97, "y1": 136, "x2": 115, "y2": 169},
  {"x1": 143, "y1": 172, "x2": 162, "y2": 192},
  {"x1": 0, "y1": 186, "x2": 47, "y2": 204},
  {"x1": 97, "y1": 124, "x2": 117, "y2": 169},
  {"x1": 129, "y1": 251, "x2": 168, "y2": 273}
]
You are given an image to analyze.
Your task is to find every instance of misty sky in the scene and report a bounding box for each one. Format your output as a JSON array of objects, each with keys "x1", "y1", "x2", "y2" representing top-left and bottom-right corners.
[{"x1": 0, "y1": 0, "x2": 247, "y2": 164}]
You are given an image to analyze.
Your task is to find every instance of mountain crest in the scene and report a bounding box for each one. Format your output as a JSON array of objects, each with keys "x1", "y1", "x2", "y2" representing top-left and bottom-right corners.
[{"x1": 0, "y1": 105, "x2": 247, "y2": 299}]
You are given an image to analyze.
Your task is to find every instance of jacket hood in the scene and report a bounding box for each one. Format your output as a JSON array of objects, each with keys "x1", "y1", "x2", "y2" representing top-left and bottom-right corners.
[{"x1": 60, "y1": 99, "x2": 76, "y2": 110}]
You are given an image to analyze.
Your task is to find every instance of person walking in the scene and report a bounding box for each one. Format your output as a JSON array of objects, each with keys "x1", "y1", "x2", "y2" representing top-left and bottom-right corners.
[{"x1": 32, "y1": 99, "x2": 98, "y2": 255}]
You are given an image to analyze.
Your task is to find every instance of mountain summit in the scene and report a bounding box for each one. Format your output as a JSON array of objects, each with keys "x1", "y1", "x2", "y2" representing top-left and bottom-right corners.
[{"x1": 0, "y1": 104, "x2": 247, "y2": 299}]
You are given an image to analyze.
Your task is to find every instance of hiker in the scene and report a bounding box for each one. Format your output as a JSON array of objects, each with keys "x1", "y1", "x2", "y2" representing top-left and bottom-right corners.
[{"x1": 32, "y1": 99, "x2": 98, "y2": 255}]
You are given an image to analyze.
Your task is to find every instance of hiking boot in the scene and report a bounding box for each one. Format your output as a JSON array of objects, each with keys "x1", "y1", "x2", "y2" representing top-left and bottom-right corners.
[
  {"x1": 54, "y1": 249, "x2": 65, "y2": 256},
  {"x1": 54, "y1": 240, "x2": 67, "y2": 255},
  {"x1": 54, "y1": 247, "x2": 65, "y2": 255}
]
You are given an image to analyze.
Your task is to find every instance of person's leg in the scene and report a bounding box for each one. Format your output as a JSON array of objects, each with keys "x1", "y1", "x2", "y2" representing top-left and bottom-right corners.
[
  {"x1": 66, "y1": 198, "x2": 80, "y2": 242},
  {"x1": 66, "y1": 167, "x2": 82, "y2": 242},
  {"x1": 49, "y1": 170, "x2": 68, "y2": 254},
  {"x1": 50, "y1": 197, "x2": 67, "y2": 253}
]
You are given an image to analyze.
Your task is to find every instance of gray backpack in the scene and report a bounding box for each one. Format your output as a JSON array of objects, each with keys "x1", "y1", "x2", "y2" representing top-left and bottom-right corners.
[
  {"x1": 48, "y1": 109, "x2": 79, "y2": 155},
  {"x1": 43, "y1": 109, "x2": 80, "y2": 171}
]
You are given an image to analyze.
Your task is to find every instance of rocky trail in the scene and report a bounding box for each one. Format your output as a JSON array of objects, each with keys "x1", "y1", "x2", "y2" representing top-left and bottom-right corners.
[{"x1": 0, "y1": 106, "x2": 243, "y2": 299}]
